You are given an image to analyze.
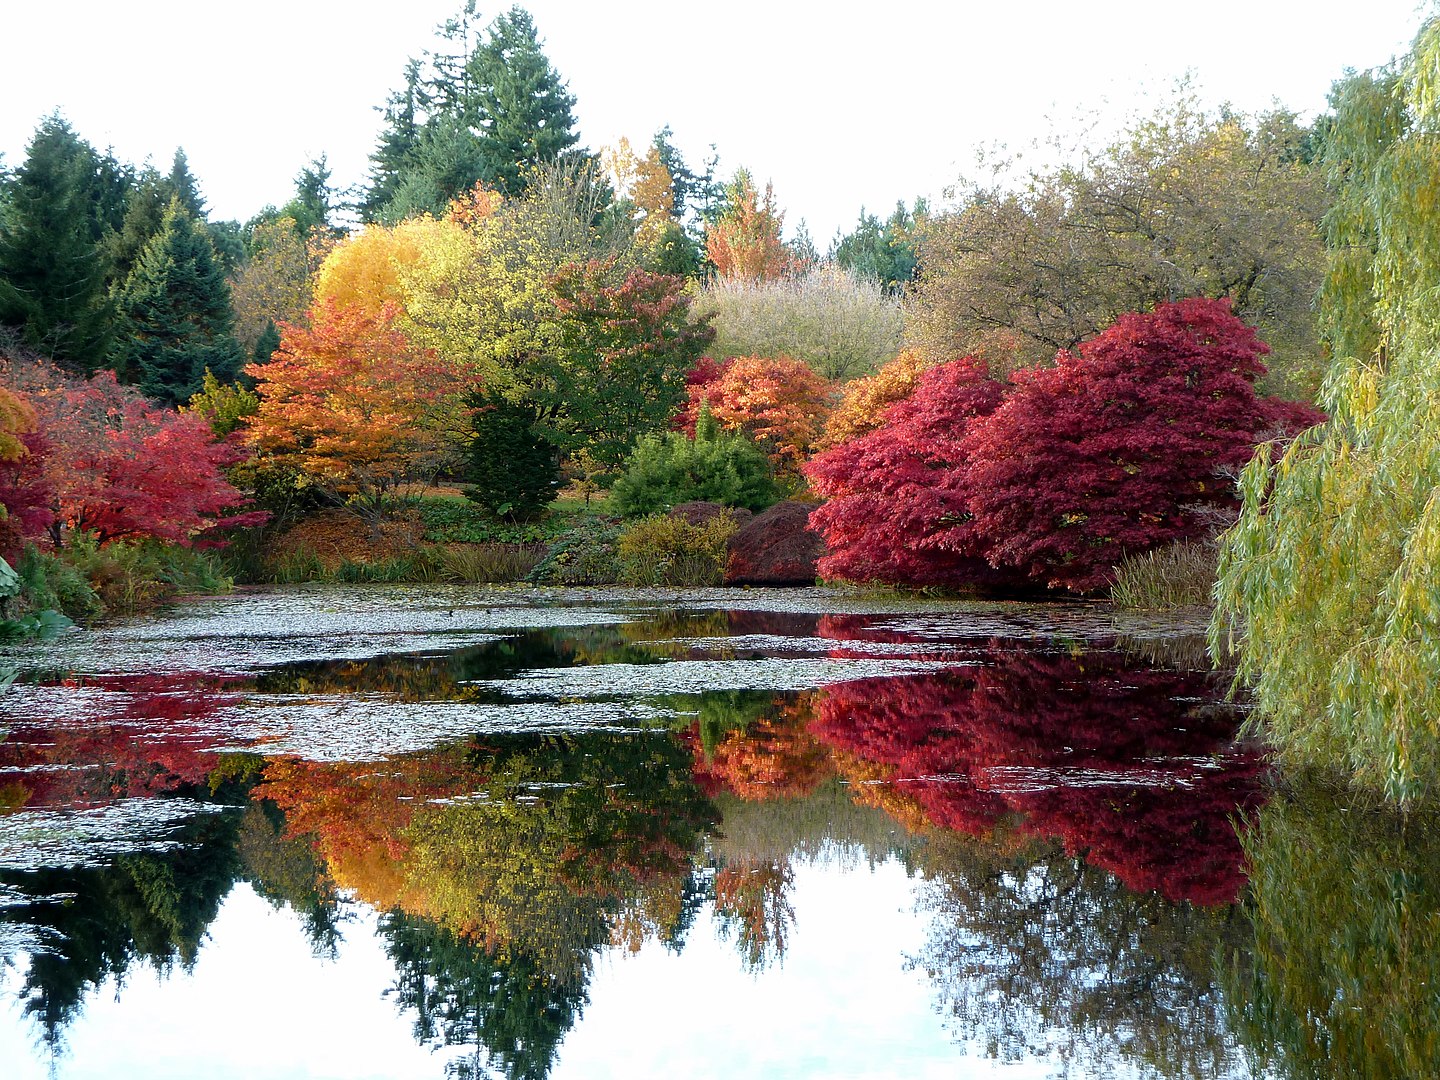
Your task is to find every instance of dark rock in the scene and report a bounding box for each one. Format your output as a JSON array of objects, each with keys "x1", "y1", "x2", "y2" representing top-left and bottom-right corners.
[{"x1": 725, "y1": 501, "x2": 824, "y2": 586}]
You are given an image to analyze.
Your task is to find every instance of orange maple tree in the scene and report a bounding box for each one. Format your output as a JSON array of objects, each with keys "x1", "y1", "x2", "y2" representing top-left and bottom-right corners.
[
  {"x1": 817, "y1": 347, "x2": 936, "y2": 449},
  {"x1": 704, "y1": 172, "x2": 798, "y2": 281},
  {"x1": 679, "y1": 355, "x2": 833, "y2": 471},
  {"x1": 245, "y1": 299, "x2": 454, "y2": 507}
]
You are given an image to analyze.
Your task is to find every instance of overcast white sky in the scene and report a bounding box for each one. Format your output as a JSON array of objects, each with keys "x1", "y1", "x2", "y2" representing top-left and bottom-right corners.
[{"x1": 1, "y1": 1, "x2": 1431, "y2": 243}]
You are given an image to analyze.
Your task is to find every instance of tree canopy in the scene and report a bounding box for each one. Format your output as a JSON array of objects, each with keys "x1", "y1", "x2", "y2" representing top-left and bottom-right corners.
[{"x1": 909, "y1": 98, "x2": 1330, "y2": 398}]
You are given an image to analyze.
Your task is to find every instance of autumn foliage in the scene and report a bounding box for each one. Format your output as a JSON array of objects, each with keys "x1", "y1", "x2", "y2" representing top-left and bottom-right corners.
[
  {"x1": 245, "y1": 300, "x2": 452, "y2": 504},
  {"x1": 963, "y1": 297, "x2": 1319, "y2": 591},
  {"x1": 679, "y1": 355, "x2": 833, "y2": 471},
  {"x1": 805, "y1": 358, "x2": 1012, "y2": 590},
  {"x1": 704, "y1": 173, "x2": 798, "y2": 282},
  {"x1": 816, "y1": 347, "x2": 935, "y2": 450},
  {"x1": 809, "y1": 643, "x2": 1267, "y2": 906},
  {"x1": 807, "y1": 298, "x2": 1320, "y2": 593},
  {"x1": 0, "y1": 366, "x2": 258, "y2": 547}
]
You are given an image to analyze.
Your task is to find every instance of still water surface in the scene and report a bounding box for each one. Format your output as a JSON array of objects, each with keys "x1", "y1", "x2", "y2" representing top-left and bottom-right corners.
[{"x1": 0, "y1": 585, "x2": 1433, "y2": 1079}]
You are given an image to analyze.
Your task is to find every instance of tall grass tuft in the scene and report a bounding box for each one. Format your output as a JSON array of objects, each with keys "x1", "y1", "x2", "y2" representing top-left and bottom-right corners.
[
  {"x1": 1110, "y1": 541, "x2": 1217, "y2": 610},
  {"x1": 436, "y1": 543, "x2": 547, "y2": 583}
]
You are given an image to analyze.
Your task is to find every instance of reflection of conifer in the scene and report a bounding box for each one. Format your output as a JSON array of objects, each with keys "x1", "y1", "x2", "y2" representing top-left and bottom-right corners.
[
  {"x1": 1, "y1": 810, "x2": 240, "y2": 1056},
  {"x1": 381, "y1": 911, "x2": 591, "y2": 1080}
]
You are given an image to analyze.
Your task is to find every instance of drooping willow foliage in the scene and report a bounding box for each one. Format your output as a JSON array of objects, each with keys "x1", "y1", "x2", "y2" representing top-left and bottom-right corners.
[{"x1": 1211, "y1": 17, "x2": 1440, "y2": 802}]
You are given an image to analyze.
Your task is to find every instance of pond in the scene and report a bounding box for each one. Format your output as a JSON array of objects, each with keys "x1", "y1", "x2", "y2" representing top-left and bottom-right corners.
[{"x1": 0, "y1": 585, "x2": 1435, "y2": 1079}]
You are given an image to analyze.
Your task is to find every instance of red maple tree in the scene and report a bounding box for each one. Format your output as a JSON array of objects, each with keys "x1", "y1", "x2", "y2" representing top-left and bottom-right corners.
[
  {"x1": 804, "y1": 357, "x2": 1013, "y2": 590},
  {"x1": 14, "y1": 370, "x2": 260, "y2": 547},
  {"x1": 963, "y1": 297, "x2": 1320, "y2": 592}
]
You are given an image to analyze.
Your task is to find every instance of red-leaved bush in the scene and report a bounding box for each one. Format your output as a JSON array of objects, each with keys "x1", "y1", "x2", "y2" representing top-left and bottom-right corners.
[
  {"x1": 2, "y1": 367, "x2": 262, "y2": 547},
  {"x1": 962, "y1": 297, "x2": 1316, "y2": 591},
  {"x1": 804, "y1": 357, "x2": 1015, "y2": 590},
  {"x1": 805, "y1": 298, "x2": 1322, "y2": 594}
]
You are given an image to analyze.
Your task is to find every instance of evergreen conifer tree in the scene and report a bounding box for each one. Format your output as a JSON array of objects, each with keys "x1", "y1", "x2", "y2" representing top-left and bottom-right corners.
[
  {"x1": 111, "y1": 198, "x2": 244, "y2": 405},
  {"x1": 252, "y1": 320, "x2": 281, "y2": 365},
  {"x1": 106, "y1": 166, "x2": 171, "y2": 286},
  {"x1": 362, "y1": 60, "x2": 425, "y2": 221},
  {"x1": 0, "y1": 115, "x2": 114, "y2": 373},
  {"x1": 470, "y1": 6, "x2": 581, "y2": 196},
  {"x1": 166, "y1": 148, "x2": 206, "y2": 220},
  {"x1": 465, "y1": 390, "x2": 560, "y2": 519}
]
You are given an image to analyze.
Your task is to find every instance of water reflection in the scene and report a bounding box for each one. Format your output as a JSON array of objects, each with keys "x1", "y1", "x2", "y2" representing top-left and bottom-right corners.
[
  {"x1": 0, "y1": 595, "x2": 1432, "y2": 1078},
  {"x1": 1228, "y1": 789, "x2": 1440, "y2": 1079}
]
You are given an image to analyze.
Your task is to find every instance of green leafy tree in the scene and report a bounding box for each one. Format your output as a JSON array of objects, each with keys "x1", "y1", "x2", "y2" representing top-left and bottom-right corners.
[
  {"x1": 542, "y1": 258, "x2": 714, "y2": 468},
  {"x1": 0, "y1": 115, "x2": 116, "y2": 373},
  {"x1": 110, "y1": 198, "x2": 245, "y2": 404},
  {"x1": 1212, "y1": 18, "x2": 1440, "y2": 803},
  {"x1": 829, "y1": 199, "x2": 926, "y2": 292}
]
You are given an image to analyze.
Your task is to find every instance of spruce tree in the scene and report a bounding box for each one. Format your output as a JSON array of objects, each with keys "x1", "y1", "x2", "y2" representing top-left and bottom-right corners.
[
  {"x1": 0, "y1": 115, "x2": 114, "y2": 373},
  {"x1": 470, "y1": 6, "x2": 581, "y2": 196},
  {"x1": 111, "y1": 198, "x2": 244, "y2": 405},
  {"x1": 106, "y1": 166, "x2": 170, "y2": 286},
  {"x1": 362, "y1": 60, "x2": 425, "y2": 221},
  {"x1": 166, "y1": 148, "x2": 206, "y2": 220}
]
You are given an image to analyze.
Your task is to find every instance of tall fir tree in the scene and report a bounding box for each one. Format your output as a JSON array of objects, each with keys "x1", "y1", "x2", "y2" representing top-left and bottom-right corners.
[
  {"x1": 106, "y1": 166, "x2": 171, "y2": 287},
  {"x1": 166, "y1": 148, "x2": 206, "y2": 220},
  {"x1": 362, "y1": 59, "x2": 425, "y2": 221},
  {"x1": 0, "y1": 115, "x2": 114, "y2": 373},
  {"x1": 280, "y1": 156, "x2": 336, "y2": 238},
  {"x1": 361, "y1": 4, "x2": 583, "y2": 219},
  {"x1": 110, "y1": 198, "x2": 244, "y2": 405},
  {"x1": 469, "y1": 6, "x2": 581, "y2": 196}
]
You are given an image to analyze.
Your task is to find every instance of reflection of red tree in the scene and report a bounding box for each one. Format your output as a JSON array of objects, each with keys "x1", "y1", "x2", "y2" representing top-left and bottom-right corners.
[
  {"x1": 0, "y1": 673, "x2": 242, "y2": 808},
  {"x1": 811, "y1": 647, "x2": 1267, "y2": 905},
  {"x1": 687, "y1": 695, "x2": 834, "y2": 801}
]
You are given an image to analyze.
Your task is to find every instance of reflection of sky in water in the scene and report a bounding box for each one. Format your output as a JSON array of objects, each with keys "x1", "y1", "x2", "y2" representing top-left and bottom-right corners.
[{"x1": 0, "y1": 859, "x2": 1082, "y2": 1080}]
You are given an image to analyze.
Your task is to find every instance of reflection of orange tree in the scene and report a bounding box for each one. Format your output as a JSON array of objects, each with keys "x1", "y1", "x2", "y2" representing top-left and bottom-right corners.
[
  {"x1": 252, "y1": 748, "x2": 474, "y2": 912},
  {"x1": 0, "y1": 673, "x2": 243, "y2": 809},
  {"x1": 812, "y1": 646, "x2": 1267, "y2": 906},
  {"x1": 713, "y1": 859, "x2": 795, "y2": 971},
  {"x1": 687, "y1": 693, "x2": 833, "y2": 801},
  {"x1": 256, "y1": 732, "x2": 717, "y2": 981}
]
